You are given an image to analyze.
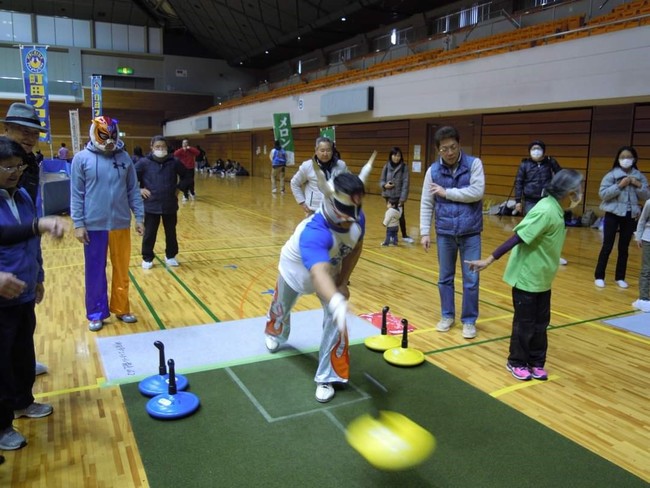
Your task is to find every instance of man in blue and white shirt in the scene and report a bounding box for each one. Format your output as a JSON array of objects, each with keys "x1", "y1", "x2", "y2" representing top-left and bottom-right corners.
[{"x1": 265, "y1": 154, "x2": 376, "y2": 403}]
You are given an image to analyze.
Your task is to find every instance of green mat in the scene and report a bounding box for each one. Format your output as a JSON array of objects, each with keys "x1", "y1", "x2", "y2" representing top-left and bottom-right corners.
[{"x1": 122, "y1": 346, "x2": 646, "y2": 487}]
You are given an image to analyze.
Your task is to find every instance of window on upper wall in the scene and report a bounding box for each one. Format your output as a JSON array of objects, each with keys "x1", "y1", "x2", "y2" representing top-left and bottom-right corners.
[
  {"x1": 372, "y1": 26, "x2": 414, "y2": 52},
  {"x1": 0, "y1": 11, "x2": 33, "y2": 43},
  {"x1": 329, "y1": 44, "x2": 360, "y2": 64},
  {"x1": 433, "y1": 2, "x2": 492, "y2": 34}
]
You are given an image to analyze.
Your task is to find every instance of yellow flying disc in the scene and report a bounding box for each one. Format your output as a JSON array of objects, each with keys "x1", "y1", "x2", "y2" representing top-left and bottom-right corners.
[
  {"x1": 383, "y1": 346, "x2": 425, "y2": 366},
  {"x1": 346, "y1": 410, "x2": 436, "y2": 471},
  {"x1": 364, "y1": 334, "x2": 401, "y2": 352}
]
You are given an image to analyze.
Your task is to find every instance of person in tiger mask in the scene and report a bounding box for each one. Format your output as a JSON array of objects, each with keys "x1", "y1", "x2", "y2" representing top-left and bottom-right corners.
[{"x1": 70, "y1": 116, "x2": 144, "y2": 332}]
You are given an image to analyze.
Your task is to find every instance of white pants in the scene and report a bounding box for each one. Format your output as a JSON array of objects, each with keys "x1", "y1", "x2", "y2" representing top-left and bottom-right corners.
[{"x1": 264, "y1": 275, "x2": 350, "y2": 384}]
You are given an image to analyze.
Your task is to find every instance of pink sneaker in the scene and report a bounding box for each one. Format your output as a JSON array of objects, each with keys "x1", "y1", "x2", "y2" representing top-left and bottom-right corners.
[
  {"x1": 530, "y1": 366, "x2": 548, "y2": 380},
  {"x1": 506, "y1": 363, "x2": 532, "y2": 381}
]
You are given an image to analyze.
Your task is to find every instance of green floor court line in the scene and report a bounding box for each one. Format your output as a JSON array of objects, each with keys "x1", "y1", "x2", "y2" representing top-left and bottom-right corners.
[
  {"x1": 128, "y1": 270, "x2": 166, "y2": 330},
  {"x1": 154, "y1": 254, "x2": 221, "y2": 323}
]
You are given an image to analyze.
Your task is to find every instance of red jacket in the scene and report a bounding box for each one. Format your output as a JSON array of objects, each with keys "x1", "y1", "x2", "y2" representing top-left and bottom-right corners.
[{"x1": 174, "y1": 146, "x2": 200, "y2": 170}]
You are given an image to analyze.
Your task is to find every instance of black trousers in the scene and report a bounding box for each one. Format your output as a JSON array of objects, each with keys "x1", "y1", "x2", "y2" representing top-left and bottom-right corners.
[
  {"x1": 142, "y1": 212, "x2": 178, "y2": 262},
  {"x1": 508, "y1": 287, "x2": 550, "y2": 368},
  {"x1": 594, "y1": 211, "x2": 637, "y2": 281},
  {"x1": 180, "y1": 172, "x2": 196, "y2": 197},
  {"x1": 0, "y1": 301, "x2": 36, "y2": 429}
]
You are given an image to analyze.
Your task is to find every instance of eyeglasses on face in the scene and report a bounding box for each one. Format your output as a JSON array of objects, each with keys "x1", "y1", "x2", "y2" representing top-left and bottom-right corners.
[
  {"x1": 0, "y1": 164, "x2": 28, "y2": 174},
  {"x1": 438, "y1": 144, "x2": 459, "y2": 154}
]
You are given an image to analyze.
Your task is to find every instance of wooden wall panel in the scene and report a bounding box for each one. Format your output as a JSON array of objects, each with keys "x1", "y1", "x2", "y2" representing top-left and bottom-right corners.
[
  {"x1": 2, "y1": 93, "x2": 646, "y2": 216},
  {"x1": 585, "y1": 105, "x2": 635, "y2": 213},
  {"x1": 633, "y1": 104, "x2": 650, "y2": 172},
  {"x1": 481, "y1": 108, "x2": 593, "y2": 206}
]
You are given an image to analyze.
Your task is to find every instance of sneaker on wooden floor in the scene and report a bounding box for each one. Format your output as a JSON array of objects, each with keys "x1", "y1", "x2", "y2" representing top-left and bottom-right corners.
[
  {"x1": 0, "y1": 427, "x2": 27, "y2": 450},
  {"x1": 506, "y1": 363, "x2": 532, "y2": 381},
  {"x1": 165, "y1": 257, "x2": 180, "y2": 267},
  {"x1": 116, "y1": 314, "x2": 137, "y2": 323},
  {"x1": 35, "y1": 361, "x2": 48, "y2": 376},
  {"x1": 88, "y1": 320, "x2": 103, "y2": 332},
  {"x1": 462, "y1": 323, "x2": 477, "y2": 339},
  {"x1": 594, "y1": 279, "x2": 605, "y2": 288},
  {"x1": 616, "y1": 280, "x2": 629, "y2": 289},
  {"x1": 436, "y1": 317, "x2": 455, "y2": 332},
  {"x1": 632, "y1": 299, "x2": 650, "y2": 312},
  {"x1": 530, "y1": 366, "x2": 548, "y2": 380},
  {"x1": 14, "y1": 402, "x2": 53, "y2": 419}
]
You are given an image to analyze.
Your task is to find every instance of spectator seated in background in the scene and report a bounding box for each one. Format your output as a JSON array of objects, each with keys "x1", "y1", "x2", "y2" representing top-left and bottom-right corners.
[
  {"x1": 209, "y1": 158, "x2": 226, "y2": 176},
  {"x1": 235, "y1": 162, "x2": 249, "y2": 176}
]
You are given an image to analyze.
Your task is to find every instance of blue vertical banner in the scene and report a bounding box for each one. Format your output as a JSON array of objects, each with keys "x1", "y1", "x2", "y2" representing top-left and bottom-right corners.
[
  {"x1": 91, "y1": 75, "x2": 103, "y2": 117},
  {"x1": 19, "y1": 45, "x2": 50, "y2": 143}
]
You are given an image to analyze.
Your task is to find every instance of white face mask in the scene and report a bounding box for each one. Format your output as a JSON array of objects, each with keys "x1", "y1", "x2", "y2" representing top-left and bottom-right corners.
[
  {"x1": 530, "y1": 149, "x2": 544, "y2": 160},
  {"x1": 153, "y1": 149, "x2": 167, "y2": 159},
  {"x1": 619, "y1": 158, "x2": 634, "y2": 169}
]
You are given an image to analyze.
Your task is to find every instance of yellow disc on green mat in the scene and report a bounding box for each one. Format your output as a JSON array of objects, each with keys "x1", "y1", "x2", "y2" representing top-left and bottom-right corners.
[
  {"x1": 364, "y1": 334, "x2": 401, "y2": 352},
  {"x1": 346, "y1": 410, "x2": 436, "y2": 471},
  {"x1": 383, "y1": 347, "x2": 425, "y2": 366}
]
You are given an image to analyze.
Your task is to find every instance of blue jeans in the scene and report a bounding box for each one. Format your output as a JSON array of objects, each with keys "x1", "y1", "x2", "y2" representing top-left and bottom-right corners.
[{"x1": 436, "y1": 233, "x2": 481, "y2": 325}]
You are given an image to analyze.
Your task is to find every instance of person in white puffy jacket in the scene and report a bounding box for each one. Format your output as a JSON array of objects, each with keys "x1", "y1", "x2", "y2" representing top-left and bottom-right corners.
[{"x1": 290, "y1": 136, "x2": 347, "y2": 216}]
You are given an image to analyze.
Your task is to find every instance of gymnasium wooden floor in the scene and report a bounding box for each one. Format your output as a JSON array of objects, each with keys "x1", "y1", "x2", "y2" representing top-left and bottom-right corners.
[{"x1": 2, "y1": 174, "x2": 649, "y2": 487}]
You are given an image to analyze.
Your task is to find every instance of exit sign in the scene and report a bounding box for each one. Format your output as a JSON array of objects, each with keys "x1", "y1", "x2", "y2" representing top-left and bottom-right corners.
[{"x1": 117, "y1": 67, "x2": 134, "y2": 75}]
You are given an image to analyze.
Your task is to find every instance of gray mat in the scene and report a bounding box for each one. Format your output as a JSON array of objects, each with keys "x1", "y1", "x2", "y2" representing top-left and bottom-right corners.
[
  {"x1": 602, "y1": 313, "x2": 650, "y2": 337},
  {"x1": 96, "y1": 310, "x2": 379, "y2": 384}
]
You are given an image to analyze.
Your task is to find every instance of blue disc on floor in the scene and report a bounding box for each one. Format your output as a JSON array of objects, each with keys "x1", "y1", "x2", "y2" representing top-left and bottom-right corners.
[
  {"x1": 138, "y1": 373, "x2": 189, "y2": 397},
  {"x1": 146, "y1": 391, "x2": 200, "y2": 420}
]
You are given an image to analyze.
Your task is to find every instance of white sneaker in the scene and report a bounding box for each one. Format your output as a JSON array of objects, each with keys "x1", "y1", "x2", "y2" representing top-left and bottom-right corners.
[
  {"x1": 315, "y1": 383, "x2": 335, "y2": 403},
  {"x1": 265, "y1": 335, "x2": 280, "y2": 352},
  {"x1": 616, "y1": 280, "x2": 629, "y2": 289},
  {"x1": 594, "y1": 279, "x2": 605, "y2": 288},
  {"x1": 462, "y1": 323, "x2": 477, "y2": 339},
  {"x1": 35, "y1": 361, "x2": 48, "y2": 376},
  {"x1": 182, "y1": 196, "x2": 188, "y2": 202},
  {"x1": 436, "y1": 317, "x2": 455, "y2": 332},
  {"x1": 271, "y1": 188, "x2": 277, "y2": 193},
  {"x1": 632, "y1": 299, "x2": 650, "y2": 312},
  {"x1": 189, "y1": 193, "x2": 195, "y2": 201},
  {"x1": 559, "y1": 257, "x2": 568, "y2": 265},
  {"x1": 165, "y1": 257, "x2": 179, "y2": 267},
  {"x1": 142, "y1": 260, "x2": 153, "y2": 270},
  {"x1": 402, "y1": 236, "x2": 415, "y2": 244}
]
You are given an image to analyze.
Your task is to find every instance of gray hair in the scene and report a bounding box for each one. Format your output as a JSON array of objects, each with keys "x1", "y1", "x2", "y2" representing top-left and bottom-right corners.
[
  {"x1": 545, "y1": 169, "x2": 583, "y2": 199},
  {"x1": 315, "y1": 136, "x2": 333, "y2": 148}
]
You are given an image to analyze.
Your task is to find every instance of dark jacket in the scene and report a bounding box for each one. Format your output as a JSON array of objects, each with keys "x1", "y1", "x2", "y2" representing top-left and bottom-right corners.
[
  {"x1": 135, "y1": 154, "x2": 187, "y2": 214},
  {"x1": 0, "y1": 187, "x2": 43, "y2": 307},
  {"x1": 514, "y1": 156, "x2": 562, "y2": 203}
]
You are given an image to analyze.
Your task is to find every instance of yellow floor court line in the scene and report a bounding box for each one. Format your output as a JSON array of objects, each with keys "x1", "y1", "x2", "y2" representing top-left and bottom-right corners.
[
  {"x1": 490, "y1": 374, "x2": 560, "y2": 397},
  {"x1": 34, "y1": 377, "x2": 107, "y2": 399}
]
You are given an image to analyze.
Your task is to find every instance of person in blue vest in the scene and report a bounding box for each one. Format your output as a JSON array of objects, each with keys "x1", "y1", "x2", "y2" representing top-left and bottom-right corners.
[
  {"x1": 269, "y1": 140, "x2": 287, "y2": 194},
  {"x1": 419, "y1": 126, "x2": 485, "y2": 340}
]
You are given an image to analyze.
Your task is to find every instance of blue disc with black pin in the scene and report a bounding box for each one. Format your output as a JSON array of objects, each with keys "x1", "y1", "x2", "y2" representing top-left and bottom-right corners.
[
  {"x1": 146, "y1": 359, "x2": 200, "y2": 420},
  {"x1": 139, "y1": 341, "x2": 189, "y2": 397}
]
